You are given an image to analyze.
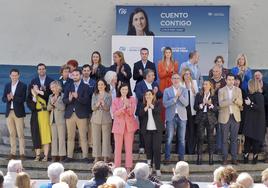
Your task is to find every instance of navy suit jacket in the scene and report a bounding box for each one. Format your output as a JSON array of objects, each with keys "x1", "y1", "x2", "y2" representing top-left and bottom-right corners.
[
  {"x1": 133, "y1": 60, "x2": 157, "y2": 86},
  {"x1": 134, "y1": 80, "x2": 162, "y2": 115},
  {"x1": 63, "y1": 81, "x2": 90, "y2": 119},
  {"x1": 83, "y1": 78, "x2": 96, "y2": 114},
  {"x1": 2, "y1": 81, "x2": 27, "y2": 118},
  {"x1": 59, "y1": 77, "x2": 73, "y2": 93}
]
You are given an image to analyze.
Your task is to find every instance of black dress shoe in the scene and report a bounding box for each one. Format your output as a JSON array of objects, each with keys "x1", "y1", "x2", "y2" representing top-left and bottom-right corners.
[
  {"x1": 243, "y1": 153, "x2": 249, "y2": 164},
  {"x1": 63, "y1": 157, "x2": 73, "y2": 163},
  {"x1": 231, "y1": 160, "x2": 238, "y2": 165},
  {"x1": 252, "y1": 154, "x2": 258, "y2": 164},
  {"x1": 196, "y1": 155, "x2": 202, "y2": 165}
]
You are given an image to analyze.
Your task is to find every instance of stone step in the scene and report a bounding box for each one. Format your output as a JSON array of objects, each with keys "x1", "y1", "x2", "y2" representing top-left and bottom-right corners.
[{"x1": 0, "y1": 157, "x2": 265, "y2": 182}]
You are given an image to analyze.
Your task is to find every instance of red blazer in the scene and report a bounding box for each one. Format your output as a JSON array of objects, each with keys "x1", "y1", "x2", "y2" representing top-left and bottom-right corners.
[{"x1": 112, "y1": 96, "x2": 138, "y2": 134}]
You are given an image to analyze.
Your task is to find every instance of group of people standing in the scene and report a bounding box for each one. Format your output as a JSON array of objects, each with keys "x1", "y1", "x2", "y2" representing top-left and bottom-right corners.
[{"x1": 2, "y1": 48, "x2": 268, "y2": 177}]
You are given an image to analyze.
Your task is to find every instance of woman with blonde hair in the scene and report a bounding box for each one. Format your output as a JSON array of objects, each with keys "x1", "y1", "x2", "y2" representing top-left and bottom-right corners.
[
  {"x1": 231, "y1": 53, "x2": 252, "y2": 92},
  {"x1": 15, "y1": 172, "x2": 31, "y2": 188},
  {"x1": 180, "y1": 68, "x2": 198, "y2": 154},
  {"x1": 194, "y1": 80, "x2": 218, "y2": 165},
  {"x1": 60, "y1": 170, "x2": 78, "y2": 188},
  {"x1": 110, "y1": 51, "x2": 132, "y2": 95},
  {"x1": 47, "y1": 80, "x2": 66, "y2": 162},
  {"x1": 242, "y1": 79, "x2": 266, "y2": 164}
]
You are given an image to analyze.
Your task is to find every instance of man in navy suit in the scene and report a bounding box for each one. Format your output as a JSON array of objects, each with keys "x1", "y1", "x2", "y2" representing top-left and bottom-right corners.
[
  {"x1": 135, "y1": 69, "x2": 162, "y2": 154},
  {"x1": 2, "y1": 69, "x2": 27, "y2": 160},
  {"x1": 133, "y1": 48, "x2": 157, "y2": 88},
  {"x1": 63, "y1": 68, "x2": 91, "y2": 163},
  {"x1": 163, "y1": 73, "x2": 189, "y2": 162},
  {"x1": 82, "y1": 64, "x2": 96, "y2": 151}
]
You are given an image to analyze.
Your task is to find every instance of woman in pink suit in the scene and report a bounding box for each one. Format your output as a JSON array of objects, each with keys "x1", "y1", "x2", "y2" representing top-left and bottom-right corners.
[{"x1": 112, "y1": 83, "x2": 138, "y2": 172}]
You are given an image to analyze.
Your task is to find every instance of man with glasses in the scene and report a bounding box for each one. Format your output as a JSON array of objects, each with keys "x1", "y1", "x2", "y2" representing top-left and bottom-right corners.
[{"x1": 163, "y1": 73, "x2": 189, "y2": 162}]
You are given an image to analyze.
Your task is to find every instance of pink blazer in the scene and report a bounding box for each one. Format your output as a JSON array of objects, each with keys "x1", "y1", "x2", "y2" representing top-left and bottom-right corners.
[{"x1": 112, "y1": 96, "x2": 138, "y2": 134}]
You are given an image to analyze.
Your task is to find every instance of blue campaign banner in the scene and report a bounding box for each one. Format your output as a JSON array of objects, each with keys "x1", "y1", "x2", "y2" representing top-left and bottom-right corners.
[
  {"x1": 153, "y1": 36, "x2": 196, "y2": 79},
  {"x1": 116, "y1": 5, "x2": 230, "y2": 75}
]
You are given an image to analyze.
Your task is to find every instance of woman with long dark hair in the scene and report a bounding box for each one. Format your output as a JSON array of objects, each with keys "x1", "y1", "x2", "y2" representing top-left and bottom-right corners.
[
  {"x1": 90, "y1": 51, "x2": 107, "y2": 81},
  {"x1": 194, "y1": 80, "x2": 218, "y2": 165},
  {"x1": 139, "y1": 90, "x2": 163, "y2": 177},
  {"x1": 127, "y1": 8, "x2": 154, "y2": 36}
]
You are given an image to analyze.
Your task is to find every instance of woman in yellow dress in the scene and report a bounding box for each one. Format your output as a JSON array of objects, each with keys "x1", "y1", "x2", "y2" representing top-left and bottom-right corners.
[{"x1": 31, "y1": 85, "x2": 51, "y2": 161}]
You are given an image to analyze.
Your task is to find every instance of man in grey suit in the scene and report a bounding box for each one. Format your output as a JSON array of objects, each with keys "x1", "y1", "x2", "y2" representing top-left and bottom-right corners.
[{"x1": 163, "y1": 73, "x2": 189, "y2": 162}]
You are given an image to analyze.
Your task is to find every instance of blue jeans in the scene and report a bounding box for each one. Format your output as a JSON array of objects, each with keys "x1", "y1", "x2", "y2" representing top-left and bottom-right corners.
[
  {"x1": 216, "y1": 123, "x2": 222, "y2": 152},
  {"x1": 165, "y1": 114, "x2": 187, "y2": 160}
]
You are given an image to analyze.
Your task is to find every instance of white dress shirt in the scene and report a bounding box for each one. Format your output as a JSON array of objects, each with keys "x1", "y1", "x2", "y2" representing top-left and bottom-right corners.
[
  {"x1": 147, "y1": 108, "x2": 157, "y2": 130},
  {"x1": 11, "y1": 81, "x2": 19, "y2": 109}
]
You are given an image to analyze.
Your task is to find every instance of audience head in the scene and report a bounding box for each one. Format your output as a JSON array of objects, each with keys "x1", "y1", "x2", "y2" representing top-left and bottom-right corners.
[
  {"x1": 214, "y1": 55, "x2": 225, "y2": 67},
  {"x1": 201, "y1": 80, "x2": 214, "y2": 95},
  {"x1": 92, "y1": 161, "x2": 110, "y2": 180},
  {"x1": 173, "y1": 161, "x2": 189, "y2": 179},
  {"x1": 0, "y1": 171, "x2": 3, "y2": 188},
  {"x1": 162, "y1": 47, "x2": 174, "y2": 62},
  {"x1": 127, "y1": 8, "x2": 151, "y2": 35},
  {"x1": 189, "y1": 51, "x2": 200, "y2": 64},
  {"x1": 171, "y1": 73, "x2": 181, "y2": 88},
  {"x1": 106, "y1": 176, "x2": 126, "y2": 188},
  {"x1": 172, "y1": 176, "x2": 190, "y2": 188},
  {"x1": 254, "y1": 71, "x2": 263, "y2": 81},
  {"x1": 213, "y1": 166, "x2": 225, "y2": 187},
  {"x1": 236, "y1": 172, "x2": 254, "y2": 188},
  {"x1": 221, "y1": 166, "x2": 238, "y2": 186},
  {"x1": 248, "y1": 79, "x2": 262, "y2": 94},
  {"x1": 181, "y1": 68, "x2": 192, "y2": 83},
  {"x1": 236, "y1": 53, "x2": 248, "y2": 68},
  {"x1": 7, "y1": 160, "x2": 23, "y2": 173},
  {"x1": 212, "y1": 65, "x2": 223, "y2": 79},
  {"x1": 60, "y1": 170, "x2": 78, "y2": 188},
  {"x1": 91, "y1": 51, "x2": 102, "y2": 65},
  {"x1": 262, "y1": 168, "x2": 268, "y2": 187},
  {"x1": 66, "y1": 59, "x2": 78, "y2": 72},
  {"x1": 234, "y1": 75, "x2": 242, "y2": 88},
  {"x1": 143, "y1": 89, "x2": 156, "y2": 106},
  {"x1": 117, "y1": 83, "x2": 131, "y2": 98},
  {"x1": 94, "y1": 78, "x2": 110, "y2": 94},
  {"x1": 9, "y1": 68, "x2": 20, "y2": 83},
  {"x1": 71, "y1": 68, "x2": 82, "y2": 82},
  {"x1": 60, "y1": 64, "x2": 70, "y2": 79},
  {"x1": 82, "y1": 64, "x2": 92, "y2": 79},
  {"x1": 113, "y1": 51, "x2": 125, "y2": 65},
  {"x1": 15, "y1": 172, "x2": 31, "y2": 188},
  {"x1": 37, "y1": 63, "x2": 47, "y2": 77},
  {"x1": 104, "y1": 71, "x2": 117, "y2": 86},
  {"x1": 50, "y1": 80, "x2": 62, "y2": 94},
  {"x1": 113, "y1": 167, "x2": 128, "y2": 181},
  {"x1": 143, "y1": 68, "x2": 155, "y2": 82},
  {"x1": 140, "y1": 48, "x2": 149, "y2": 61},
  {"x1": 47, "y1": 162, "x2": 64, "y2": 184},
  {"x1": 98, "y1": 183, "x2": 116, "y2": 188},
  {"x1": 226, "y1": 73, "x2": 235, "y2": 87},
  {"x1": 133, "y1": 162, "x2": 150, "y2": 180}
]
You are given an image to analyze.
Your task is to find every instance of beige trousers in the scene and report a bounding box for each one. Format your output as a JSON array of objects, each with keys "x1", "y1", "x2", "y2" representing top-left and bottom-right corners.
[
  {"x1": 66, "y1": 113, "x2": 88, "y2": 158},
  {"x1": 51, "y1": 123, "x2": 66, "y2": 156},
  {"x1": 92, "y1": 123, "x2": 112, "y2": 157},
  {"x1": 88, "y1": 116, "x2": 92, "y2": 148},
  {"x1": 7, "y1": 111, "x2": 25, "y2": 155}
]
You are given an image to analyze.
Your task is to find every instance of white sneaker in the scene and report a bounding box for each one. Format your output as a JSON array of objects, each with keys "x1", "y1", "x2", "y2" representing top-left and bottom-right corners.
[{"x1": 139, "y1": 148, "x2": 145, "y2": 154}]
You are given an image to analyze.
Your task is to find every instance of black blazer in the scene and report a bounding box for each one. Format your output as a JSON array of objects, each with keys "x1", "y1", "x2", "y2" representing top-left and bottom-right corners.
[
  {"x1": 110, "y1": 63, "x2": 132, "y2": 91},
  {"x1": 139, "y1": 101, "x2": 163, "y2": 134},
  {"x1": 90, "y1": 64, "x2": 107, "y2": 81},
  {"x1": 63, "y1": 81, "x2": 90, "y2": 119},
  {"x1": 194, "y1": 92, "x2": 218, "y2": 126},
  {"x1": 2, "y1": 81, "x2": 27, "y2": 118},
  {"x1": 133, "y1": 60, "x2": 157, "y2": 86},
  {"x1": 59, "y1": 77, "x2": 73, "y2": 93}
]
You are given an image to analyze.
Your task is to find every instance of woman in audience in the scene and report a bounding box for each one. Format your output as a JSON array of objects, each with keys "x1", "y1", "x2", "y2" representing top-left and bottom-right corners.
[
  {"x1": 158, "y1": 46, "x2": 179, "y2": 120},
  {"x1": 47, "y1": 81, "x2": 66, "y2": 162},
  {"x1": 112, "y1": 83, "x2": 138, "y2": 172},
  {"x1": 211, "y1": 166, "x2": 225, "y2": 188},
  {"x1": 104, "y1": 71, "x2": 118, "y2": 101},
  {"x1": 110, "y1": 51, "x2": 132, "y2": 95},
  {"x1": 90, "y1": 51, "x2": 107, "y2": 81},
  {"x1": 231, "y1": 53, "x2": 252, "y2": 92},
  {"x1": 181, "y1": 68, "x2": 198, "y2": 154},
  {"x1": 91, "y1": 79, "x2": 112, "y2": 163},
  {"x1": 242, "y1": 79, "x2": 266, "y2": 164},
  {"x1": 106, "y1": 176, "x2": 126, "y2": 188},
  {"x1": 262, "y1": 168, "x2": 268, "y2": 187},
  {"x1": 194, "y1": 80, "x2": 218, "y2": 165},
  {"x1": 139, "y1": 90, "x2": 163, "y2": 177},
  {"x1": 60, "y1": 170, "x2": 78, "y2": 188},
  {"x1": 220, "y1": 166, "x2": 238, "y2": 187},
  {"x1": 40, "y1": 162, "x2": 64, "y2": 188},
  {"x1": 208, "y1": 56, "x2": 229, "y2": 79},
  {"x1": 15, "y1": 172, "x2": 31, "y2": 188}
]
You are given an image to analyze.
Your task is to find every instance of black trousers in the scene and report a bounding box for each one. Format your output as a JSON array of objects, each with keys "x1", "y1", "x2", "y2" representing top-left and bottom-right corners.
[
  {"x1": 139, "y1": 117, "x2": 145, "y2": 149},
  {"x1": 244, "y1": 136, "x2": 262, "y2": 154},
  {"x1": 197, "y1": 113, "x2": 214, "y2": 155},
  {"x1": 144, "y1": 130, "x2": 162, "y2": 170},
  {"x1": 185, "y1": 114, "x2": 197, "y2": 154}
]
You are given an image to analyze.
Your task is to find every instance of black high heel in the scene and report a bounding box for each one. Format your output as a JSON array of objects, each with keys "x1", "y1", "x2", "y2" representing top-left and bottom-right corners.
[
  {"x1": 243, "y1": 153, "x2": 249, "y2": 164},
  {"x1": 252, "y1": 154, "x2": 258, "y2": 164}
]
